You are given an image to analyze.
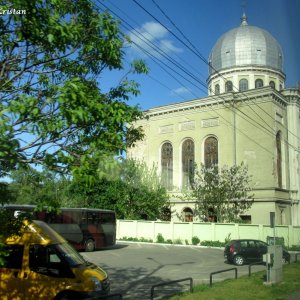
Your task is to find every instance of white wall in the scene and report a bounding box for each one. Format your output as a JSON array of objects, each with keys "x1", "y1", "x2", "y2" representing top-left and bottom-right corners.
[{"x1": 117, "y1": 220, "x2": 300, "y2": 247}]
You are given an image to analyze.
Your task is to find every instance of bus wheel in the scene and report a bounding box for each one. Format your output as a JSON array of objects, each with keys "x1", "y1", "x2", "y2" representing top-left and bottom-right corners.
[{"x1": 85, "y1": 239, "x2": 95, "y2": 252}]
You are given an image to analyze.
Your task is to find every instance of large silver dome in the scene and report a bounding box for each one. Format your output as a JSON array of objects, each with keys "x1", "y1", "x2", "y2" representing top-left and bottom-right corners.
[{"x1": 208, "y1": 15, "x2": 284, "y2": 75}]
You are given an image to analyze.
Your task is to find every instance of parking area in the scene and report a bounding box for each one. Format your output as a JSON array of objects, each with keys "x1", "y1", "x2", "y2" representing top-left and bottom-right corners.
[{"x1": 82, "y1": 242, "x2": 266, "y2": 299}]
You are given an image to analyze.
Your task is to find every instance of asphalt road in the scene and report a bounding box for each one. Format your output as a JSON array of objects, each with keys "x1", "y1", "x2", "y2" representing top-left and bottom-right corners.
[{"x1": 82, "y1": 242, "x2": 266, "y2": 299}]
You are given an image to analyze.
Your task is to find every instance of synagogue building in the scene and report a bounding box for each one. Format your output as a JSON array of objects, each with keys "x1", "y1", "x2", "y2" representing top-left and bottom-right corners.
[{"x1": 128, "y1": 15, "x2": 300, "y2": 225}]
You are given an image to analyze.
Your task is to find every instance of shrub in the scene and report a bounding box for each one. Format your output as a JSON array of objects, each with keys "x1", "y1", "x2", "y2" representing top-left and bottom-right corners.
[
  {"x1": 289, "y1": 245, "x2": 300, "y2": 251},
  {"x1": 200, "y1": 240, "x2": 225, "y2": 247},
  {"x1": 174, "y1": 238, "x2": 182, "y2": 244},
  {"x1": 156, "y1": 233, "x2": 165, "y2": 243},
  {"x1": 139, "y1": 237, "x2": 153, "y2": 243},
  {"x1": 192, "y1": 236, "x2": 200, "y2": 245},
  {"x1": 224, "y1": 233, "x2": 231, "y2": 244}
]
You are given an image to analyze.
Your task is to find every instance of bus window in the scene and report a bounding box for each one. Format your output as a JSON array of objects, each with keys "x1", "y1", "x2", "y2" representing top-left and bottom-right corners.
[{"x1": 101, "y1": 213, "x2": 115, "y2": 223}]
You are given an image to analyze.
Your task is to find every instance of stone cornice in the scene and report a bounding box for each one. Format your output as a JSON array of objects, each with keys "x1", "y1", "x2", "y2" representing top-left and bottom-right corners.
[
  {"x1": 281, "y1": 88, "x2": 300, "y2": 106},
  {"x1": 145, "y1": 87, "x2": 288, "y2": 118}
]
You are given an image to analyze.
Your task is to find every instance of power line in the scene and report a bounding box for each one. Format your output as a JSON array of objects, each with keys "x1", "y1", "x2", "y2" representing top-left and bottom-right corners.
[
  {"x1": 132, "y1": 0, "x2": 300, "y2": 146},
  {"x1": 95, "y1": 0, "x2": 298, "y2": 161}
]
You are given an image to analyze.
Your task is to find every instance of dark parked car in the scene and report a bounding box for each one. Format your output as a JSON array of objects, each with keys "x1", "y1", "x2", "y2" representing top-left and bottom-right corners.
[{"x1": 224, "y1": 239, "x2": 290, "y2": 266}]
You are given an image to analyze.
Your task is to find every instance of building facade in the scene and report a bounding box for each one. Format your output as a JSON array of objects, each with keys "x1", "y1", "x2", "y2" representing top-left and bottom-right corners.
[{"x1": 128, "y1": 15, "x2": 300, "y2": 225}]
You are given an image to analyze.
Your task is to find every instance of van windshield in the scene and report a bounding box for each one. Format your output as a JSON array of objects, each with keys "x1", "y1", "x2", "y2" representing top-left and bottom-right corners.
[{"x1": 54, "y1": 243, "x2": 87, "y2": 267}]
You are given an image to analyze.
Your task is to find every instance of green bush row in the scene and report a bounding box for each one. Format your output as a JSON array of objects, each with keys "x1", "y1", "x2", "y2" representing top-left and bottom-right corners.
[{"x1": 119, "y1": 234, "x2": 226, "y2": 247}]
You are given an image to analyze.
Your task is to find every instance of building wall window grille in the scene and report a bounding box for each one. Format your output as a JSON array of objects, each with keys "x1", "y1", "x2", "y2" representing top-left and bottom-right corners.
[
  {"x1": 239, "y1": 79, "x2": 248, "y2": 91},
  {"x1": 161, "y1": 142, "x2": 173, "y2": 190},
  {"x1": 255, "y1": 79, "x2": 263, "y2": 88},
  {"x1": 225, "y1": 81, "x2": 233, "y2": 92},
  {"x1": 215, "y1": 84, "x2": 220, "y2": 95},
  {"x1": 182, "y1": 139, "x2": 195, "y2": 189},
  {"x1": 276, "y1": 131, "x2": 282, "y2": 188},
  {"x1": 182, "y1": 207, "x2": 193, "y2": 222},
  {"x1": 269, "y1": 81, "x2": 276, "y2": 89},
  {"x1": 204, "y1": 136, "x2": 218, "y2": 168}
]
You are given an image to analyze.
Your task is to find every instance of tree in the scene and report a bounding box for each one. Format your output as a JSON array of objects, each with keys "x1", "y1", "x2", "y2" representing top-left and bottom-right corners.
[
  {"x1": 0, "y1": 182, "x2": 13, "y2": 205},
  {"x1": 0, "y1": 0, "x2": 148, "y2": 176},
  {"x1": 67, "y1": 158, "x2": 170, "y2": 220},
  {"x1": 0, "y1": 1, "x2": 148, "y2": 264},
  {"x1": 8, "y1": 166, "x2": 69, "y2": 210},
  {"x1": 191, "y1": 163, "x2": 254, "y2": 223},
  {"x1": 117, "y1": 159, "x2": 170, "y2": 219}
]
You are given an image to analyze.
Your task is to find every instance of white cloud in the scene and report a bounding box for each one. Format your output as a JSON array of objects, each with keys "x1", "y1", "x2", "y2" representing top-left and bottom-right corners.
[
  {"x1": 127, "y1": 21, "x2": 182, "y2": 58},
  {"x1": 171, "y1": 87, "x2": 191, "y2": 95},
  {"x1": 160, "y1": 39, "x2": 182, "y2": 54},
  {"x1": 141, "y1": 22, "x2": 168, "y2": 39}
]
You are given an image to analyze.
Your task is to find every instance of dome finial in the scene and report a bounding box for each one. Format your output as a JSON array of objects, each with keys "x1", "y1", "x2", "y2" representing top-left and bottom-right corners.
[
  {"x1": 241, "y1": 13, "x2": 248, "y2": 26},
  {"x1": 240, "y1": 1, "x2": 248, "y2": 26}
]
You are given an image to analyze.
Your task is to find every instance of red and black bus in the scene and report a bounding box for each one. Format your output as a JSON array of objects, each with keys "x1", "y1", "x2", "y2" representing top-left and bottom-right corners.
[{"x1": 4, "y1": 205, "x2": 116, "y2": 252}]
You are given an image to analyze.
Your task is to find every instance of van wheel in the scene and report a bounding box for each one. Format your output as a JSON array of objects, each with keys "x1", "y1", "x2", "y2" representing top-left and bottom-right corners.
[
  {"x1": 85, "y1": 239, "x2": 95, "y2": 252},
  {"x1": 234, "y1": 255, "x2": 244, "y2": 266}
]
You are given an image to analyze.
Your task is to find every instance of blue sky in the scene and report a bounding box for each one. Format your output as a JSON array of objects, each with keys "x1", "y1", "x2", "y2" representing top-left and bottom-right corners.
[{"x1": 97, "y1": 0, "x2": 300, "y2": 110}]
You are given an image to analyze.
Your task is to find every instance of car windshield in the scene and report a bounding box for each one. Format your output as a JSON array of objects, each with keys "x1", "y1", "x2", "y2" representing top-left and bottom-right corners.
[{"x1": 54, "y1": 243, "x2": 87, "y2": 267}]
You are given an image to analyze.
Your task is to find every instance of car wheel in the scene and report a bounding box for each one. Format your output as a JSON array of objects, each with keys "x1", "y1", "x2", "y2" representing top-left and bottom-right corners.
[
  {"x1": 234, "y1": 255, "x2": 244, "y2": 266},
  {"x1": 85, "y1": 239, "x2": 95, "y2": 252}
]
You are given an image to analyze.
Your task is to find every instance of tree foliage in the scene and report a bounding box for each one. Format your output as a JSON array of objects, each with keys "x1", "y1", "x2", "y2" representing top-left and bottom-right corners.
[
  {"x1": 8, "y1": 166, "x2": 69, "y2": 210},
  {"x1": 7, "y1": 159, "x2": 170, "y2": 220},
  {"x1": 191, "y1": 163, "x2": 254, "y2": 223},
  {"x1": 0, "y1": 0, "x2": 148, "y2": 176},
  {"x1": 66, "y1": 159, "x2": 170, "y2": 220}
]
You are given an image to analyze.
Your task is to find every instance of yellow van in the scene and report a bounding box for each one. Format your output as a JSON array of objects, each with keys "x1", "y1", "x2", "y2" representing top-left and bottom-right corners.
[{"x1": 0, "y1": 220, "x2": 110, "y2": 300}]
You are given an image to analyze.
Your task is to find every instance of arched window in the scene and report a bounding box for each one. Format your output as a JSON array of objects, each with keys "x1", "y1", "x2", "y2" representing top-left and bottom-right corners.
[
  {"x1": 215, "y1": 84, "x2": 220, "y2": 95},
  {"x1": 239, "y1": 79, "x2": 248, "y2": 91},
  {"x1": 161, "y1": 142, "x2": 173, "y2": 190},
  {"x1": 255, "y1": 79, "x2": 263, "y2": 88},
  {"x1": 182, "y1": 207, "x2": 193, "y2": 222},
  {"x1": 269, "y1": 81, "x2": 275, "y2": 89},
  {"x1": 225, "y1": 81, "x2": 233, "y2": 92},
  {"x1": 182, "y1": 139, "x2": 195, "y2": 189},
  {"x1": 204, "y1": 136, "x2": 218, "y2": 168},
  {"x1": 276, "y1": 131, "x2": 282, "y2": 188}
]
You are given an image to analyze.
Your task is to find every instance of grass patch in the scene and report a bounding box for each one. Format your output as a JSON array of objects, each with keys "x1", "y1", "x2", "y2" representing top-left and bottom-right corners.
[{"x1": 167, "y1": 262, "x2": 300, "y2": 300}]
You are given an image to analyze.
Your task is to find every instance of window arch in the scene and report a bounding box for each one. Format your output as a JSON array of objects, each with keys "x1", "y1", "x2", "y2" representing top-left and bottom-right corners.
[
  {"x1": 204, "y1": 136, "x2": 218, "y2": 168},
  {"x1": 225, "y1": 81, "x2": 233, "y2": 92},
  {"x1": 255, "y1": 79, "x2": 263, "y2": 88},
  {"x1": 215, "y1": 84, "x2": 220, "y2": 95},
  {"x1": 269, "y1": 81, "x2": 275, "y2": 89},
  {"x1": 182, "y1": 207, "x2": 193, "y2": 222},
  {"x1": 161, "y1": 142, "x2": 173, "y2": 190},
  {"x1": 239, "y1": 79, "x2": 248, "y2": 91},
  {"x1": 276, "y1": 131, "x2": 282, "y2": 188},
  {"x1": 182, "y1": 139, "x2": 195, "y2": 189}
]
